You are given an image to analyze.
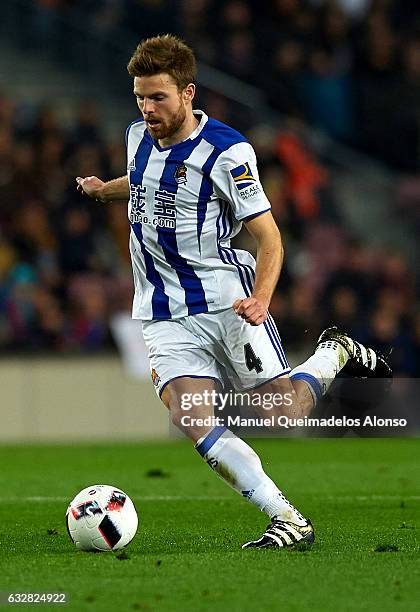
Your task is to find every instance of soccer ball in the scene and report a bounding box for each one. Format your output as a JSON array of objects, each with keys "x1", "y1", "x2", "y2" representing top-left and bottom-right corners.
[{"x1": 66, "y1": 484, "x2": 138, "y2": 552}]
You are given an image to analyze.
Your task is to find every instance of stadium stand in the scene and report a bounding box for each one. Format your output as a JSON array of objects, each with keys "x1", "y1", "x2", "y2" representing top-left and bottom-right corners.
[{"x1": 0, "y1": 0, "x2": 418, "y2": 376}]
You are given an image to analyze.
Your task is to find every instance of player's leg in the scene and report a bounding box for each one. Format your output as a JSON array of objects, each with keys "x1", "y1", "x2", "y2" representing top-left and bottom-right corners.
[
  {"x1": 248, "y1": 327, "x2": 351, "y2": 418},
  {"x1": 143, "y1": 314, "x2": 391, "y2": 549},
  {"x1": 288, "y1": 325, "x2": 392, "y2": 406},
  {"x1": 168, "y1": 312, "x2": 392, "y2": 549},
  {"x1": 217, "y1": 310, "x2": 392, "y2": 420},
  {"x1": 161, "y1": 376, "x2": 314, "y2": 549},
  {"x1": 204, "y1": 308, "x2": 317, "y2": 419}
]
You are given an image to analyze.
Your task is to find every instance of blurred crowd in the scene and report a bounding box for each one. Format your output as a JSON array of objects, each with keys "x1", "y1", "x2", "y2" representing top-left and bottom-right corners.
[
  {"x1": 246, "y1": 121, "x2": 419, "y2": 377},
  {"x1": 0, "y1": 93, "x2": 134, "y2": 354},
  {"x1": 17, "y1": 0, "x2": 420, "y2": 171},
  {"x1": 0, "y1": 90, "x2": 418, "y2": 375},
  {"x1": 0, "y1": 0, "x2": 418, "y2": 376}
]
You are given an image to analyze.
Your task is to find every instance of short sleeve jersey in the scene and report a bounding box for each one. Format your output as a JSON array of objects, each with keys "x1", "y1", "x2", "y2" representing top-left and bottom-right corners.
[{"x1": 126, "y1": 110, "x2": 271, "y2": 320}]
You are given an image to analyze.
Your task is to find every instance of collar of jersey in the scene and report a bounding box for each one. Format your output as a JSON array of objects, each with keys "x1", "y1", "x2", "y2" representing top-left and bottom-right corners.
[{"x1": 147, "y1": 110, "x2": 208, "y2": 152}]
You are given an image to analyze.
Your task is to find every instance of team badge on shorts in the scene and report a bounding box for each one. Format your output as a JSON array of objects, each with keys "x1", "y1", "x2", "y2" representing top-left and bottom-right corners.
[
  {"x1": 174, "y1": 164, "x2": 187, "y2": 184},
  {"x1": 151, "y1": 368, "x2": 161, "y2": 387},
  {"x1": 230, "y1": 162, "x2": 256, "y2": 190}
]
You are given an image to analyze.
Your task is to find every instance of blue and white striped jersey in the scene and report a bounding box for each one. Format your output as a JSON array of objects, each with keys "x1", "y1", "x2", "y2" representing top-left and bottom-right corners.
[{"x1": 126, "y1": 110, "x2": 271, "y2": 320}]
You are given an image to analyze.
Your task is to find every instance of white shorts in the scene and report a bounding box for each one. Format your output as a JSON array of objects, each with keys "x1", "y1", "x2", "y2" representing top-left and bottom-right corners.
[{"x1": 141, "y1": 308, "x2": 290, "y2": 397}]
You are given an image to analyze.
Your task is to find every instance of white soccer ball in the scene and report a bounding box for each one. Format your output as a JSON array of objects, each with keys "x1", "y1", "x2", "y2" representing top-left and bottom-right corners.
[{"x1": 66, "y1": 484, "x2": 138, "y2": 552}]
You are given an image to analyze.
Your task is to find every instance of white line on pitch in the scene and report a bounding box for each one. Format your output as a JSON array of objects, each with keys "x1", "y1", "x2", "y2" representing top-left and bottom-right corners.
[
  {"x1": 327, "y1": 495, "x2": 420, "y2": 501},
  {"x1": 0, "y1": 495, "x2": 230, "y2": 502},
  {"x1": 1, "y1": 494, "x2": 420, "y2": 503}
]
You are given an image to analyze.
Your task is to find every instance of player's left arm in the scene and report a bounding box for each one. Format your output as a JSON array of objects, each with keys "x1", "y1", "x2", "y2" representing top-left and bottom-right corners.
[
  {"x1": 233, "y1": 211, "x2": 283, "y2": 326},
  {"x1": 210, "y1": 140, "x2": 282, "y2": 325}
]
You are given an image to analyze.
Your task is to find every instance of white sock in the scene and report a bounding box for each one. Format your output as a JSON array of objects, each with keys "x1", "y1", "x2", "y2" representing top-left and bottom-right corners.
[
  {"x1": 290, "y1": 342, "x2": 349, "y2": 403},
  {"x1": 195, "y1": 426, "x2": 306, "y2": 525}
]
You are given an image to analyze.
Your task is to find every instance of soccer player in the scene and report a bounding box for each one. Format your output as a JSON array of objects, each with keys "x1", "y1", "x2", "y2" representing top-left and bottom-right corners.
[{"x1": 76, "y1": 35, "x2": 391, "y2": 549}]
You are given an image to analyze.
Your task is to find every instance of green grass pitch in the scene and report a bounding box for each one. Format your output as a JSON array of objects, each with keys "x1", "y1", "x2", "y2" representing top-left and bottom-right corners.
[{"x1": 1, "y1": 438, "x2": 419, "y2": 611}]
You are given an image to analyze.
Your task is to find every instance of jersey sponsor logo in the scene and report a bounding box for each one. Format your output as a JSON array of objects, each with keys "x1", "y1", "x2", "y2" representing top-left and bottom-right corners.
[
  {"x1": 230, "y1": 162, "x2": 262, "y2": 199},
  {"x1": 174, "y1": 163, "x2": 187, "y2": 184},
  {"x1": 129, "y1": 185, "x2": 177, "y2": 229},
  {"x1": 230, "y1": 162, "x2": 256, "y2": 190},
  {"x1": 238, "y1": 183, "x2": 262, "y2": 199},
  {"x1": 153, "y1": 189, "x2": 177, "y2": 229},
  {"x1": 130, "y1": 185, "x2": 147, "y2": 218}
]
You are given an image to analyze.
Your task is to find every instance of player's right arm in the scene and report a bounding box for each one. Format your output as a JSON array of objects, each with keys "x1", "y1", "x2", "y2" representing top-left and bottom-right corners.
[{"x1": 76, "y1": 175, "x2": 130, "y2": 203}]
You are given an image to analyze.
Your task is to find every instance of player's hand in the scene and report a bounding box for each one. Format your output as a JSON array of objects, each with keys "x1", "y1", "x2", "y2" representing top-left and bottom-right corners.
[
  {"x1": 232, "y1": 297, "x2": 268, "y2": 326},
  {"x1": 76, "y1": 176, "x2": 105, "y2": 201}
]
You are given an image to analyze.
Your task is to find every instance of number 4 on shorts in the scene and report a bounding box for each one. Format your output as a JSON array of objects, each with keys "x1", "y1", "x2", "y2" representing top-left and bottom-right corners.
[{"x1": 244, "y1": 343, "x2": 263, "y2": 373}]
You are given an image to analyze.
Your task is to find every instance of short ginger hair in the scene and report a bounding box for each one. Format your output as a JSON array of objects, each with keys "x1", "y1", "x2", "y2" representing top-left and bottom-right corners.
[{"x1": 127, "y1": 34, "x2": 197, "y2": 91}]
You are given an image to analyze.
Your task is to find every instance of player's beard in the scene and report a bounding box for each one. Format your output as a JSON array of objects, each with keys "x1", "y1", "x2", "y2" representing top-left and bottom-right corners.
[{"x1": 146, "y1": 100, "x2": 187, "y2": 142}]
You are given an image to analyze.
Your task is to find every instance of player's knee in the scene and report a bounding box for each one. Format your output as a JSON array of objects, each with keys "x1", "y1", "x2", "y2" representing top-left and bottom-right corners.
[
  {"x1": 169, "y1": 403, "x2": 184, "y2": 430},
  {"x1": 166, "y1": 400, "x2": 192, "y2": 436},
  {"x1": 160, "y1": 388, "x2": 184, "y2": 429},
  {"x1": 279, "y1": 398, "x2": 306, "y2": 419},
  {"x1": 253, "y1": 378, "x2": 301, "y2": 417},
  {"x1": 255, "y1": 379, "x2": 307, "y2": 419}
]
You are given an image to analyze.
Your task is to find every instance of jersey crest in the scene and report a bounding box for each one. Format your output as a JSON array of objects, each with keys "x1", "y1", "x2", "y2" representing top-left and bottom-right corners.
[{"x1": 174, "y1": 164, "x2": 187, "y2": 184}]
